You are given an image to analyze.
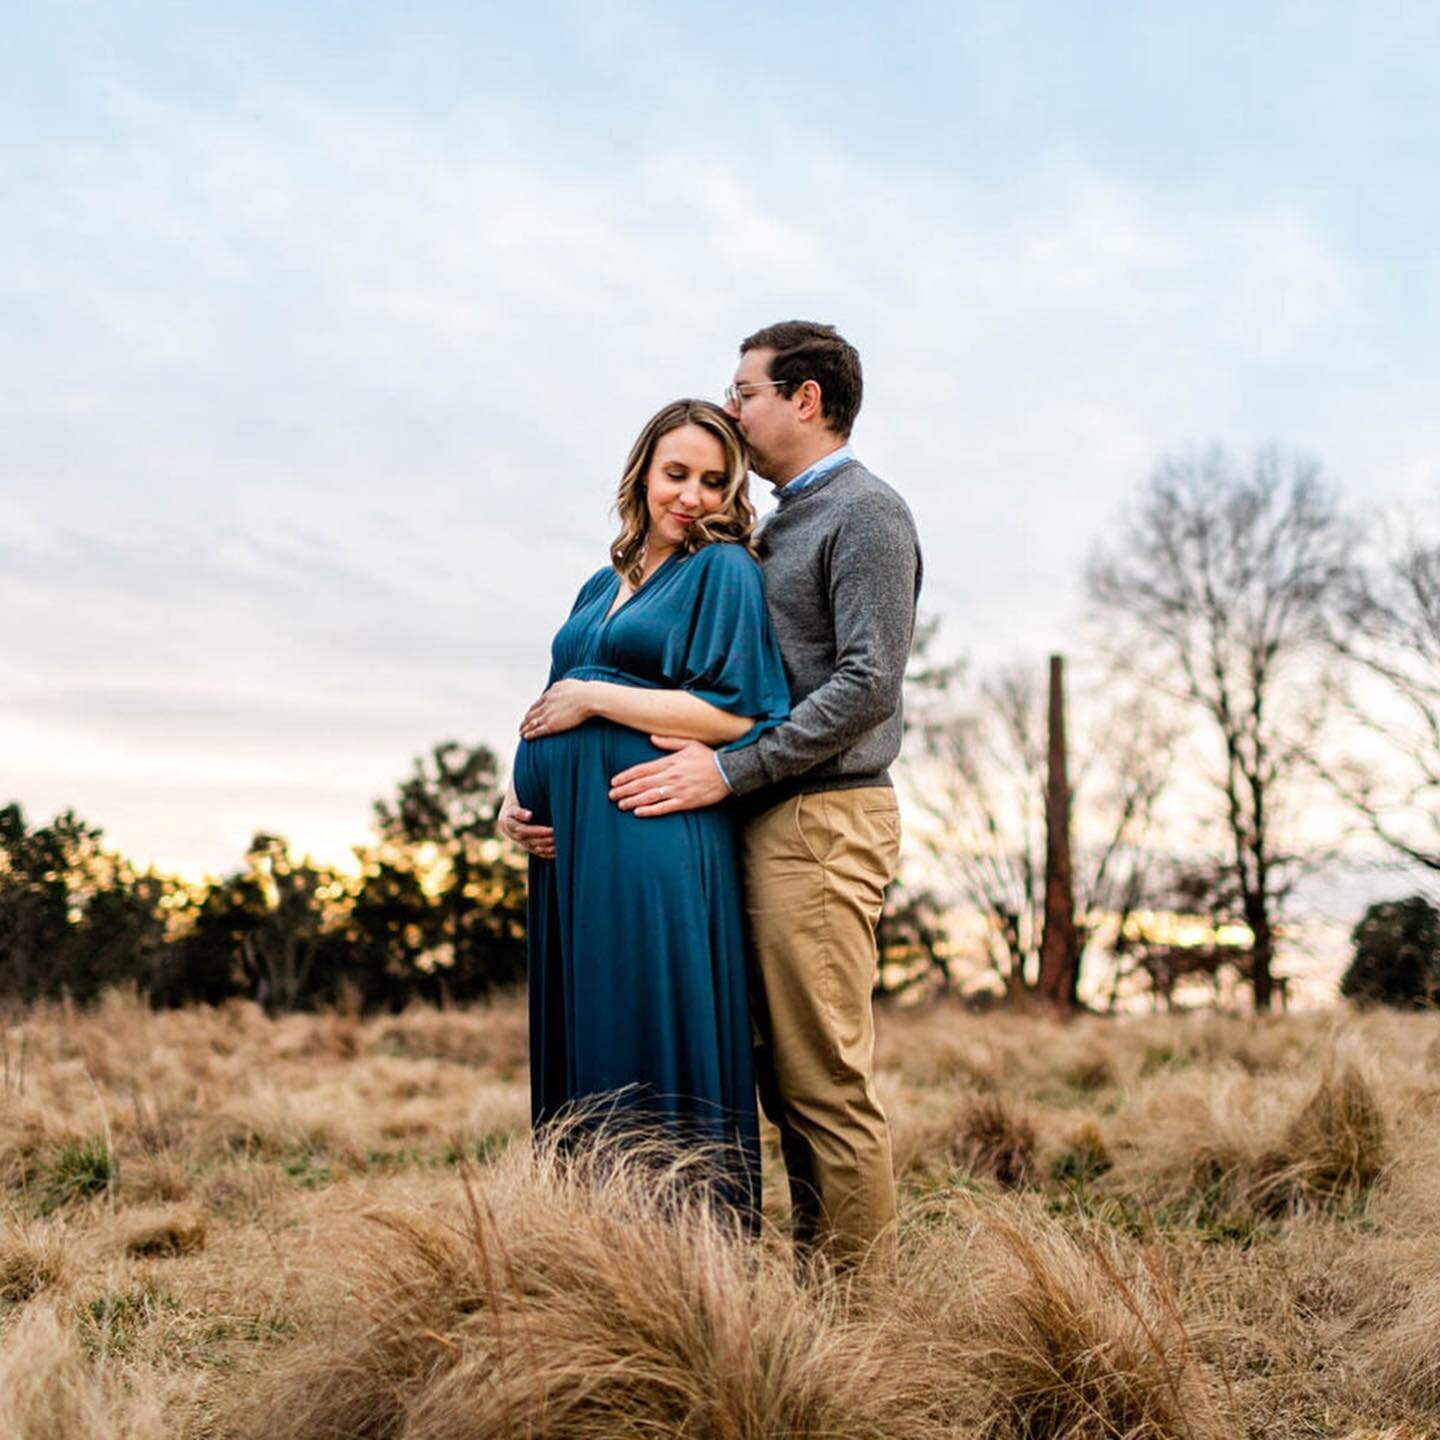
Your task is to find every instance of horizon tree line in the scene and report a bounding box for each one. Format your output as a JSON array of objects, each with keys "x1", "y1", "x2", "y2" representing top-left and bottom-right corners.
[
  {"x1": 2, "y1": 444, "x2": 1436, "y2": 1014},
  {"x1": 0, "y1": 742, "x2": 526, "y2": 1012}
]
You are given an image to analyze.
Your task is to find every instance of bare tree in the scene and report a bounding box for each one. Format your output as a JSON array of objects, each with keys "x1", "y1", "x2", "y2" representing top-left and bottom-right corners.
[
  {"x1": 1087, "y1": 446, "x2": 1354, "y2": 1010},
  {"x1": 907, "y1": 659, "x2": 1175, "y2": 1006},
  {"x1": 1328, "y1": 519, "x2": 1440, "y2": 871},
  {"x1": 1037, "y1": 655, "x2": 1078, "y2": 1011},
  {"x1": 1080, "y1": 696, "x2": 1180, "y2": 1008},
  {"x1": 912, "y1": 666, "x2": 1046, "y2": 1001}
]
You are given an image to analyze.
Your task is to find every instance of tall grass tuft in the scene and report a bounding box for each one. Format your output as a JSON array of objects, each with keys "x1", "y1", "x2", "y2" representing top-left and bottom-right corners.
[
  {"x1": 897, "y1": 1203, "x2": 1236, "y2": 1440},
  {"x1": 225, "y1": 1130, "x2": 937, "y2": 1440},
  {"x1": 120, "y1": 1204, "x2": 208, "y2": 1258},
  {"x1": 0, "y1": 1303, "x2": 165, "y2": 1439},
  {"x1": 1357, "y1": 1259, "x2": 1440, "y2": 1414},
  {"x1": 1104, "y1": 1056, "x2": 1393, "y2": 1226},
  {"x1": 1263, "y1": 1063, "x2": 1388, "y2": 1209},
  {"x1": 953, "y1": 1095, "x2": 1037, "y2": 1188},
  {"x1": 0, "y1": 1224, "x2": 67, "y2": 1303}
]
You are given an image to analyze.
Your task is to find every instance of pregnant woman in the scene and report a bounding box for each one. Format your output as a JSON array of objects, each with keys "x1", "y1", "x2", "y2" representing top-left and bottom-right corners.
[{"x1": 499, "y1": 399, "x2": 789, "y2": 1226}]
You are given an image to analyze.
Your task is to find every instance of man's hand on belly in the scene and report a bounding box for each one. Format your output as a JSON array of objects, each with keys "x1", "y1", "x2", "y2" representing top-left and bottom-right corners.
[{"x1": 609, "y1": 737, "x2": 730, "y2": 816}]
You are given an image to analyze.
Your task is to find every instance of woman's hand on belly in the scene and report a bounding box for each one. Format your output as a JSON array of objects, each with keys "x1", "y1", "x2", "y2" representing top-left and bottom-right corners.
[
  {"x1": 519, "y1": 679, "x2": 594, "y2": 741},
  {"x1": 499, "y1": 780, "x2": 555, "y2": 860}
]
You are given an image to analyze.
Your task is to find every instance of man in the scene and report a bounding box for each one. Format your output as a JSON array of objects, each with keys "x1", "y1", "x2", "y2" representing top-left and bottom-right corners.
[{"x1": 608, "y1": 321, "x2": 922, "y2": 1269}]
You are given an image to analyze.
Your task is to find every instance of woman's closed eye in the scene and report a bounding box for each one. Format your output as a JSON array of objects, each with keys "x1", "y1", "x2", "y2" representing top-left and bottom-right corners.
[{"x1": 666, "y1": 465, "x2": 726, "y2": 487}]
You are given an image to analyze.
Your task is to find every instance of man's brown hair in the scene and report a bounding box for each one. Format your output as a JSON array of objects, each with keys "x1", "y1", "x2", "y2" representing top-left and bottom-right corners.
[{"x1": 740, "y1": 320, "x2": 863, "y2": 438}]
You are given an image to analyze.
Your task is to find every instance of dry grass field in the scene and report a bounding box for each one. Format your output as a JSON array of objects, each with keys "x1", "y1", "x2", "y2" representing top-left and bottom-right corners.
[{"x1": 2, "y1": 990, "x2": 1439, "y2": 1439}]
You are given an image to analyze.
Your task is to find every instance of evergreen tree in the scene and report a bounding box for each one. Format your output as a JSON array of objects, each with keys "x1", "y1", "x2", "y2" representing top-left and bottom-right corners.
[
  {"x1": 369, "y1": 742, "x2": 527, "y2": 1000},
  {"x1": 1341, "y1": 895, "x2": 1440, "y2": 1008}
]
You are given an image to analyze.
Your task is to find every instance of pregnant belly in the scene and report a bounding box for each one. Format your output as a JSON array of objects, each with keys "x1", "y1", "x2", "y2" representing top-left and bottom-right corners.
[
  {"x1": 511, "y1": 735, "x2": 551, "y2": 826},
  {"x1": 513, "y1": 721, "x2": 674, "y2": 826}
]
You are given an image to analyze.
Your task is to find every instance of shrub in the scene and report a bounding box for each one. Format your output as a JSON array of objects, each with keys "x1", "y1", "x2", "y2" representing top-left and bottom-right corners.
[{"x1": 1341, "y1": 895, "x2": 1440, "y2": 1008}]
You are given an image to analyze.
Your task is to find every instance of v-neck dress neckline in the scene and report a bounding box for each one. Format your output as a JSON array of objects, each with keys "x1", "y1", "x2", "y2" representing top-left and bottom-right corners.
[{"x1": 602, "y1": 551, "x2": 678, "y2": 623}]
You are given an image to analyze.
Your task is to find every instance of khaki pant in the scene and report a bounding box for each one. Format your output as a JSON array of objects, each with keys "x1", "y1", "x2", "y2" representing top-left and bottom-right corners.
[{"x1": 742, "y1": 786, "x2": 901, "y2": 1270}]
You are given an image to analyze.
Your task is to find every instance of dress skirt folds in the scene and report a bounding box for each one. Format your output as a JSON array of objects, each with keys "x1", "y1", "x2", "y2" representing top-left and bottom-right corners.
[{"x1": 512, "y1": 544, "x2": 790, "y2": 1226}]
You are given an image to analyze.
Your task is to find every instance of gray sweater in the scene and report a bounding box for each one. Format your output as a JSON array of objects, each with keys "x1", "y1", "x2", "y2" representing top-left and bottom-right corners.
[{"x1": 722, "y1": 458, "x2": 922, "y2": 803}]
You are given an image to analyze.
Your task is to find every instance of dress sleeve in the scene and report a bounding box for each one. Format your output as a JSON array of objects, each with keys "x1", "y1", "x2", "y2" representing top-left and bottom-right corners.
[{"x1": 679, "y1": 547, "x2": 790, "y2": 747}]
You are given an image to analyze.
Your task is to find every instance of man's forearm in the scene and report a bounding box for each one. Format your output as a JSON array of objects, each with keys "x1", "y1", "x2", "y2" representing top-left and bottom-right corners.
[{"x1": 721, "y1": 663, "x2": 903, "y2": 794}]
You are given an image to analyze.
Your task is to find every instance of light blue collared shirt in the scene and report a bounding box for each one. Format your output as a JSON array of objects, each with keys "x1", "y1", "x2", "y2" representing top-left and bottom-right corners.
[
  {"x1": 775, "y1": 442, "x2": 855, "y2": 499},
  {"x1": 712, "y1": 443, "x2": 857, "y2": 792}
]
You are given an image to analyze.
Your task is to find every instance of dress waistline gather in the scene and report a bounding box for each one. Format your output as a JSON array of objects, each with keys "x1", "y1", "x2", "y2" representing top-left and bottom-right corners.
[{"x1": 561, "y1": 664, "x2": 658, "y2": 689}]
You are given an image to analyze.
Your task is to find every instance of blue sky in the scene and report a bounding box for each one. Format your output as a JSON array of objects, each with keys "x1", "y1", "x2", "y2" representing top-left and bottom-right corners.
[{"x1": 3, "y1": 2, "x2": 1438, "y2": 875}]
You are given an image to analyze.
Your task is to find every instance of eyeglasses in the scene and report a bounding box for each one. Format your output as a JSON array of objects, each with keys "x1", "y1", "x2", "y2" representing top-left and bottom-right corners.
[{"x1": 723, "y1": 380, "x2": 792, "y2": 407}]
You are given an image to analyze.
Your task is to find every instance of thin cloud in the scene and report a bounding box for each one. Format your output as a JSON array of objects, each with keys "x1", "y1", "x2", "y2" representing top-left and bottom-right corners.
[{"x1": 1, "y1": 56, "x2": 1431, "y2": 874}]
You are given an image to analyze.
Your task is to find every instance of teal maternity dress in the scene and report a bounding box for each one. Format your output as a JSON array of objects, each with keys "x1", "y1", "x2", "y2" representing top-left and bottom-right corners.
[{"x1": 512, "y1": 543, "x2": 789, "y2": 1225}]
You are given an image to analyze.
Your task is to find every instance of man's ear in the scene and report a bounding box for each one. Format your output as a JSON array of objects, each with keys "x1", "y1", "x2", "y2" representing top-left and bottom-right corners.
[{"x1": 795, "y1": 379, "x2": 824, "y2": 425}]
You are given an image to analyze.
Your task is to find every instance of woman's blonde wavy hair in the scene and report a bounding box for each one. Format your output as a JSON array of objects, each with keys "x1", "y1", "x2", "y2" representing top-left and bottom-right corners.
[{"x1": 610, "y1": 399, "x2": 757, "y2": 589}]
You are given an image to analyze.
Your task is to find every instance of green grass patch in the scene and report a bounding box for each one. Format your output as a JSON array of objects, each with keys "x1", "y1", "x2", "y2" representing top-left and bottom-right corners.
[
  {"x1": 443, "y1": 1132, "x2": 515, "y2": 1167},
  {"x1": 77, "y1": 1283, "x2": 178, "y2": 1359},
  {"x1": 191, "y1": 1313, "x2": 296, "y2": 1370},
  {"x1": 1139, "y1": 1043, "x2": 1191, "y2": 1076},
  {"x1": 899, "y1": 1168, "x2": 1001, "y2": 1227},
  {"x1": 281, "y1": 1153, "x2": 333, "y2": 1188},
  {"x1": 1043, "y1": 1174, "x2": 1278, "y2": 1248},
  {"x1": 1043, "y1": 1188, "x2": 1151, "y2": 1239},
  {"x1": 363, "y1": 1145, "x2": 463, "y2": 1171},
  {"x1": 41, "y1": 1136, "x2": 115, "y2": 1213},
  {"x1": 1049, "y1": 1125, "x2": 1113, "y2": 1187}
]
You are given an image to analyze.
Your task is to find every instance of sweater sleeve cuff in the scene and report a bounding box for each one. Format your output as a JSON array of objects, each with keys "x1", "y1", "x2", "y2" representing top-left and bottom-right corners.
[
  {"x1": 712, "y1": 751, "x2": 734, "y2": 793},
  {"x1": 718, "y1": 742, "x2": 768, "y2": 797}
]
